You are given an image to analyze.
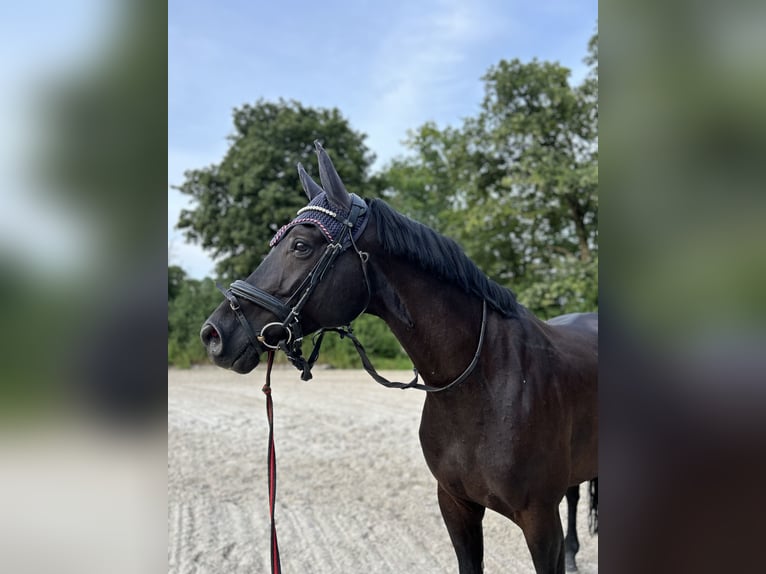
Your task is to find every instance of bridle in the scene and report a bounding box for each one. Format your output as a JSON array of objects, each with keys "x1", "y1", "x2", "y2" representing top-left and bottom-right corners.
[
  {"x1": 216, "y1": 194, "x2": 488, "y2": 391},
  {"x1": 217, "y1": 194, "x2": 370, "y2": 380},
  {"x1": 216, "y1": 193, "x2": 488, "y2": 574}
]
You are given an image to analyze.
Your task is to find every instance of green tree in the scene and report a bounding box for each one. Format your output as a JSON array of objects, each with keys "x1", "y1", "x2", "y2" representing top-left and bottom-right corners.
[
  {"x1": 382, "y1": 32, "x2": 598, "y2": 318},
  {"x1": 382, "y1": 123, "x2": 465, "y2": 232},
  {"x1": 168, "y1": 264, "x2": 186, "y2": 301},
  {"x1": 175, "y1": 99, "x2": 375, "y2": 279},
  {"x1": 168, "y1": 273, "x2": 221, "y2": 367},
  {"x1": 479, "y1": 56, "x2": 597, "y2": 263}
]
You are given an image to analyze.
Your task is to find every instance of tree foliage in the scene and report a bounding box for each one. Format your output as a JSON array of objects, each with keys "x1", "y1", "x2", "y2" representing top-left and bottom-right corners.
[
  {"x1": 168, "y1": 266, "x2": 222, "y2": 367},
  {"x1": 382, "y1": 33, "x2": 598, "y2": 318},
  {"x1": 175, "y1": 99, "x2": 375, "y2": 279}
]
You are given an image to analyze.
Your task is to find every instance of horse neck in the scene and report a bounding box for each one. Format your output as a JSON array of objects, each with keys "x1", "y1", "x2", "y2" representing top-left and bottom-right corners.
[{"x1": 366, "y1": 257, "x2": 488, "y2": 387}]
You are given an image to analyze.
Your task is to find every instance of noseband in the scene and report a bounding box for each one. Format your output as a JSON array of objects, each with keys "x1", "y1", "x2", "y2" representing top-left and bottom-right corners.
[{"x1": 217, "y1": 194, "x2": 370, "y2": 380}]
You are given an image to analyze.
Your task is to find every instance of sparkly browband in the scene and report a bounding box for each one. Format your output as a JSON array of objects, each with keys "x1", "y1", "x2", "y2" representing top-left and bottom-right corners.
[{"x1": 269, "y1": 192, "x2": 369, "y2": 248}]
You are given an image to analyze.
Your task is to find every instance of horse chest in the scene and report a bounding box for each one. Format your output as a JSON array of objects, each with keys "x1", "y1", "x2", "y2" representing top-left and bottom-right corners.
[
  {"x1": 420, "y1": 411, "x2": 515, "y2": 497},
  {"x1": 418, "y1": 393, "x2": 551, "y2": 514}
]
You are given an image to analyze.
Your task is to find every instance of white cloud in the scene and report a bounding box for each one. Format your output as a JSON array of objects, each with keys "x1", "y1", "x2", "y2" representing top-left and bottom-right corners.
[{"x1": 357, "y1": 0, "x2": 502, "y2": 167}]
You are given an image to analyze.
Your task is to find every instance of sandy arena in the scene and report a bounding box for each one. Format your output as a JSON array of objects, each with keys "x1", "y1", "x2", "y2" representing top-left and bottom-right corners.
[{"x1": 168, "y1": 366, "x2": 598, "y2": 573}]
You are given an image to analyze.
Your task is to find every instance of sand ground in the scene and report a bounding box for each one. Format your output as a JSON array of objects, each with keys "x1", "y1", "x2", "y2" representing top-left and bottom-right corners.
[{"x1": 168, "y1": 366, "x2": 597, "y2": 573}]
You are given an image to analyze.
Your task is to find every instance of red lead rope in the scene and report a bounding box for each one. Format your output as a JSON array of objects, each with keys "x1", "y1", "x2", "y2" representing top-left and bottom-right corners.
[{"x1": 263, "y1": 351, "x2": 282, "y2": 574}]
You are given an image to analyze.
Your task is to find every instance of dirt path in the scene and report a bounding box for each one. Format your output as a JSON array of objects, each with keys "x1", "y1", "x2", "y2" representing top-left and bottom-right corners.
[{"x1": 168, "y1": 366, "x2": 598, "y2": 573}]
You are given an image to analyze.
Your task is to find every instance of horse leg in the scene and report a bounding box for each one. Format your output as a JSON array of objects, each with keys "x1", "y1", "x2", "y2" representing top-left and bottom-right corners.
[
  {"x1": 519, "y1": 503, "x2": 566, "y2": 574},
  {"x1": 437, "y1": 484, "x2": 486, "y2": 574},
  {"x1": 564, "y1": 485, "x2": 580, "y2": 572}
]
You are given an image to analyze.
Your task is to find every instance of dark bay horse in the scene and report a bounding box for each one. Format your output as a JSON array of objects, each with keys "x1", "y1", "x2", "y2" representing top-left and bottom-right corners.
[{"x1": 201, "y1": 142, "x2": 598, "y2": 573}]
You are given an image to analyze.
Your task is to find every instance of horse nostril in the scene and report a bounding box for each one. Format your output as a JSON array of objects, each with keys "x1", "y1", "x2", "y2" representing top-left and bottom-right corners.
[{"x1": 200, "y1": 323, "x2": 222, "y2": 354}]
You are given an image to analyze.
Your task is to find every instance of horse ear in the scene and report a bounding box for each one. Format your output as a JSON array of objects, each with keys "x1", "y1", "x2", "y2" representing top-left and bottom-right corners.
[
  {"x1": 315, "y1": 140, "x2": 351, "y2": 211},
  {"x1": 297, "y1": 162, "x2": 324, "y2": 200}
]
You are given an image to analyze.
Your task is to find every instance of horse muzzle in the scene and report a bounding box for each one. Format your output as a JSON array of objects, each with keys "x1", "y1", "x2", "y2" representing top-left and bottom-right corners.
[{"x1": 200, "y1": 320, "x2": 265, "y2": 373}]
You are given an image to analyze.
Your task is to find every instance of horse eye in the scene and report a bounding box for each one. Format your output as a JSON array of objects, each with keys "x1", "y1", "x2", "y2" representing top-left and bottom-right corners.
[{"x1": 293, "y1": 240, "x2": 310, "y2": 254}]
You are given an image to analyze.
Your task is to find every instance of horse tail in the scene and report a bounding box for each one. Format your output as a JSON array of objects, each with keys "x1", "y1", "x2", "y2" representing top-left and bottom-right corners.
[{"x1": 588, "y1": 477, "x2": 598, "y2": 535}]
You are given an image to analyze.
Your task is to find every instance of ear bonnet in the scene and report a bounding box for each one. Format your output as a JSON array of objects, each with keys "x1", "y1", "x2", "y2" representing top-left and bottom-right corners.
[
  {"x1": 270, "y1": 141, "x2": 368, "y2": 249},
  {"x1": 269, "y1": 191, "x2": 369, "y2": 249}
]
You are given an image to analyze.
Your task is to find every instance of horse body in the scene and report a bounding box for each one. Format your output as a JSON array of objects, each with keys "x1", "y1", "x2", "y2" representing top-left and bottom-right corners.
[
  {"x1": 201, "y1": 142, "x2": 597, "y2": 574},
  {"x1": 365, "y1": 252, "x2": 597, "y2": 572}
]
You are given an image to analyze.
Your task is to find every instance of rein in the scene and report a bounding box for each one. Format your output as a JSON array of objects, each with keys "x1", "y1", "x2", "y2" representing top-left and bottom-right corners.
[
  {"x1": 253, "y1": 302, "x2": 486, "y2": 574},
  {"x1": 262, "y1": 351, "x2": 281, "y2": 574},
  {"x1": 308, "y1": 299, "x2": 487, "y2": 393},
  {"x1": 218, "y1": 195, "x2": 488, "y2": 574}
]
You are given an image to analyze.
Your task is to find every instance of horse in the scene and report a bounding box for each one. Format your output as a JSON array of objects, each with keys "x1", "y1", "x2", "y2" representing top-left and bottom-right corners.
[{"x1": 200, "y1": 141, "x2": 598, "y2": 573}]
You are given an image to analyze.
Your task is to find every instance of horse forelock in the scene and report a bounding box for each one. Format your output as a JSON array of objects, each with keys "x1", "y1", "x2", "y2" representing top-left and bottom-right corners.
[{"x1": 367, "y1": 198, "x2": 520, "y2": 318}]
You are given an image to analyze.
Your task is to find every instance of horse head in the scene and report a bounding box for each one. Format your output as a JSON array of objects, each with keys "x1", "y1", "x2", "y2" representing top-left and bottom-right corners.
[{"x1": 200, "y1": 141, "x2": 371, "y2": 373}]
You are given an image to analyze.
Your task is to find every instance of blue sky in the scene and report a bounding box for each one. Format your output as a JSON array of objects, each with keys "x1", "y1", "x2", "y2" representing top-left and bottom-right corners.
[{"x1": 168, "y1": 0, "x2": 597, "y2": 278}]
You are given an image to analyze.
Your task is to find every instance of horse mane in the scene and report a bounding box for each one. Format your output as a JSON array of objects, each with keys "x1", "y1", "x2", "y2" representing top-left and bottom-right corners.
[{"x1": 367, "y1": 198, "x2": 521, "y2": 318}]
